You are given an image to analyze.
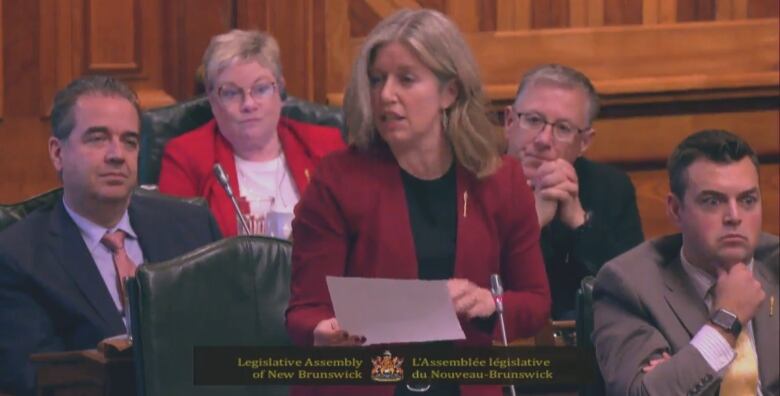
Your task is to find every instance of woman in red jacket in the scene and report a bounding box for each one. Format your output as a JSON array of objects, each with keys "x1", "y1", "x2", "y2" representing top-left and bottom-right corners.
[
  {"x1": 158, "y1": 30, "x2": 345, "y2": 237},
  {"x1": 286, "y1": 9, "x2": 551, "y2": 396}
]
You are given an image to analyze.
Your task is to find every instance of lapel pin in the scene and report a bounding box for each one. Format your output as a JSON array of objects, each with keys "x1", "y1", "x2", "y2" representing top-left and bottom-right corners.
[{"x1": 462, "y1": 191, "x2": 469, "y2": 218}]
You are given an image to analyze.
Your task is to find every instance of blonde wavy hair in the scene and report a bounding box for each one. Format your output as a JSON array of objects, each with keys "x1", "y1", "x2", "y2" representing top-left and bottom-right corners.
[{"x1": 343, "y1": 9, "x2": 505, "y2": 178}]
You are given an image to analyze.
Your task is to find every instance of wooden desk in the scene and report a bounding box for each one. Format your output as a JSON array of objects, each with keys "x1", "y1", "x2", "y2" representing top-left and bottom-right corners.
[{"x1": 30, "y1": 349, "x2": 135, "y2": 396}]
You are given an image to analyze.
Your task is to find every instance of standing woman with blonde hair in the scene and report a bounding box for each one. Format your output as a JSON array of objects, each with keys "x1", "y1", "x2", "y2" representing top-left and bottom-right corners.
[{"x1": 286, "y1": 9, "x2": 550, "y2": 396}]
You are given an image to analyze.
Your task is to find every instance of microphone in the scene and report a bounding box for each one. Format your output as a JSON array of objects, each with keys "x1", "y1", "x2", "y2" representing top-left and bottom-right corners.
[
  {"x1": 213, "y1": 164, "x2": 251, "y2": 235},
  {"x1": 490, "y1": 274, "x2": 516, "y2": 396}
]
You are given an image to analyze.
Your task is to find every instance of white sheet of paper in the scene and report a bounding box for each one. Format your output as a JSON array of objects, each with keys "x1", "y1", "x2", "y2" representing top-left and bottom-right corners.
[{"x1": 326, "y1": 276, "x2": 466, "y2": 345}]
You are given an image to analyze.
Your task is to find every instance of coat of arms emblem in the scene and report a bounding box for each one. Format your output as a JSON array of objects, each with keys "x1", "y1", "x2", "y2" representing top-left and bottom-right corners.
[{"x1": 371, "y1": 350, "x2": 404, "y2": 382}]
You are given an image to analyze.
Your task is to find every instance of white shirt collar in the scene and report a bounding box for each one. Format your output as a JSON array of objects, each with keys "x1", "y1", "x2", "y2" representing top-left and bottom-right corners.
[
  {"x1": 679, "y1": 246, "x2": 754, "y2": 303},
  {"x1": 63, "y1": 199, "x2": 137, "y2": 250}
]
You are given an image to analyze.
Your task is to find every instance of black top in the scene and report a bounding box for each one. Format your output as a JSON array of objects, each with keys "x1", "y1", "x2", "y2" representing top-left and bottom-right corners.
[
  {"x1": 397, "y1": 164, "x2": 460, "y2": 396},
  {"x1": 542, "y1": 157, "x2": 644, "y2": 319},
  {"x1": 400, "y1": 164, "x2": 458, "y2": 280}
]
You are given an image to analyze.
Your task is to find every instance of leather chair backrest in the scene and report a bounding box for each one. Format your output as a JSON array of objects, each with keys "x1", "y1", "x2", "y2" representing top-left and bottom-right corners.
[
  {"x1": 128, "y1": 236, "x2": 292, "y2": 396},
  {"x1": 0, "y1": 189, "x2": 62, "y2": 233},
  {"x1": 138, "y1": 96, "x2": 345, "y2": 185},
  {"x1": 576, "y1": 275, "x2": 604, "y2": 396},
  {"x1": 0, "y1": 188, "x2": 205, "y2": 233}
]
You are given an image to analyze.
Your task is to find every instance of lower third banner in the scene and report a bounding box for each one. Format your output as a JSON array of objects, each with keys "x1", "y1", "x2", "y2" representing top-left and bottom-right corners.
[{"x1": 193, "y1": 345, "x2": 595, "y2": 388}]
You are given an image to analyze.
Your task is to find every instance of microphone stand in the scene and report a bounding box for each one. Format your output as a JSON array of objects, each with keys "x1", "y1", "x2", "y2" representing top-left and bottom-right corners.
[
  {"x1": 213, "y1": 164, "x2": 251, "y2": 235},
  {"x1": 491, "y1": 274, "x2": 517, "y2": 396}
]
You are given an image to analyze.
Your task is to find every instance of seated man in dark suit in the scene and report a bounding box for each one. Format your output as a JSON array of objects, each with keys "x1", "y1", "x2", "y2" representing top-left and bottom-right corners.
[
  {"x1": 505, "y1": 64, "x2": 644, "y2": 319},
  {"x1": 0, "y1": 75, "x2": 222, "y2": 395},
  {"x1": 593, "y1": 130, "x2": 778, "y2": 395}
]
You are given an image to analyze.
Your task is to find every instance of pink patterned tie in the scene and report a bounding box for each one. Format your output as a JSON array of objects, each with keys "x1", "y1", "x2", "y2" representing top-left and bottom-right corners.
[{"x1": 100, "y1": 230, "x2": 137, "y2": 310}]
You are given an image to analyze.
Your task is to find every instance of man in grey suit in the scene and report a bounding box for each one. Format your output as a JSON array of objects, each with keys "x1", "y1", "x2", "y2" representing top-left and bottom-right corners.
[{"x1": 593, "y1": 129, "x2": 778, "y2": 395}]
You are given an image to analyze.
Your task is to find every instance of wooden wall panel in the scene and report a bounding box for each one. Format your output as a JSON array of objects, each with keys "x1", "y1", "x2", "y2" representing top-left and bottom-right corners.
[
  {"x1": 446, "y1": 0, "x2": 500, "y2": 32},
  {"x1": 568, "y1": 0, "x2": 588, "y2": 27},
  {"x1": 38, "y1": 0, "x2": 178, "y2": 112},
  {"x1": 604, "y1": 0, "x2": 643, "y2": 25},
  {"x1": 0, "y1": 0, "x2": 778, "y2": 218},
  {"x1": 122, "y1": 0, "x2": 175, "y2": 107},
  {"x1": 532, "y1": 0, "x2": 570, "y2": 29},
  {"x1": 569, "y1": 0, "x2": 605, "y2": 27},
  {"x1": 324, "y1": 1, "x2": 778, "y2": 105},
  {"x1": 86, "y1": 0, "x2": 140, "y2": 72},
  {"x1": 265, "y1": 0, "x2": 314, "y2": 100},
  {"x1": 478, "y1": 0, "x2": 497, "y2": 31},
  {"x1": 467, "y1": 20, "x2": 778, "y2": 100},
  {"x1": 588, "y1": 108, "x2": 780, "y2": 165},
  {"x1": 162, "y1": 0, "x2": 232, "y2": 100},
  {"x1": 39, "y1": 0, "x2": 77, "y2": 116},
  {"x1": 349, "y1": 0, "x2": 382, "y2": 38},
  {"x1": 418, "y1": 0, "x2": 446, "y2": 11},
  {"x1": 0, "y1": 119, "x2": 58, "y2": 203},
  {"x1": 497, "y1": 0, "x2": 531, "y2": 30},
  {"x1": 0, "y1": 1, "x2": 3, "y2": 119},
  {"x1": 324, "y1": 0, "x2": 351, "y2": 102},
  {"x1": 716, "y1": 0, "x2": 747, "y2": 20},
  {"x1": 643, "y1": 0, "x2": 678, "y2": 24},
  {"x1": 237, "y1": 0, "x2": 318, "y2": 101},
  {"x1": 446, "y1": 0, "x2": 481, "y2": 32},
  {"x1": 748, "y1": 0, "x2": 779, "y2": 18},
  {"x1": 312, "y1": 0, "x2": 328, "y2": 102},
  {"x1": 5, "y1": 0, "x2": 42, "y2": 117},
  {"x1": 327, "y1": 19, "x2": 779, "y2": 107},
  {"x1": 589, "y1": 0, "x2": 606, "y2": 26},
  {"x1": 678, "y1": 0, "x2": 716, "y2": 22}
]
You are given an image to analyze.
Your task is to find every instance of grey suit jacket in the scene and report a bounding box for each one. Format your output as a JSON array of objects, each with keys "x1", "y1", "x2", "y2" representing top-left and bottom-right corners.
[{"x1": 593, "y1": 233, "x2": 779, "y2": 396}]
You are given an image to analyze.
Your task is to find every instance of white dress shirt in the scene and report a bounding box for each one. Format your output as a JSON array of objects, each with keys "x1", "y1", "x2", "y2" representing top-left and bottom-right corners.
[{"x1": 63, "y1": 200, "x2": 144, "y2": 312}]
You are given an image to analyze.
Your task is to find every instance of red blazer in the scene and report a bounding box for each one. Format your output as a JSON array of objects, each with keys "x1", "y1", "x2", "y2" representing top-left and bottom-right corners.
[
  {"x1": 286, "y1": 146, "x2": 551, "y2": 396},
  {"x1": 158, "y1": 117, "x2": 345, "y2": 237}
]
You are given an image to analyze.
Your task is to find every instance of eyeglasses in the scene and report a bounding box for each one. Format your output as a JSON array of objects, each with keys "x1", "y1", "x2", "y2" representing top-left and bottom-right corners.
[
  {"x1": 215, "y1": 82, "x2": 277, "y2": 107},
  {"x1": 513, "y1": 111, "x2": 587, "y2": 143}
]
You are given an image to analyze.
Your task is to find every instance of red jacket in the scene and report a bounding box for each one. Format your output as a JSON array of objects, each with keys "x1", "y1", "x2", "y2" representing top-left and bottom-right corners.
[
  {"x1": 286, "y1": 146, "x2": 551, "y2": 396},
  {"x1": 158, "y1": 117, "x2": 345, "y2": 237}
]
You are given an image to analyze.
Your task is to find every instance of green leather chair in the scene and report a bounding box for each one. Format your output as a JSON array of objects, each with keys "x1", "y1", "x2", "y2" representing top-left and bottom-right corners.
[
  {"x1": 576, "y1": 275, "x2": 605, "y2": 396},
  {"x1": 128, "y1": 235, "x2": 292, "y2": 396},
  {"x1": 0, "y1": 187, "x2": 205, "y2": 233},
  {"x1": 0, "y1": 189, "x2": 62, "y2": 232},
  {"x1": 138, "y1": 95, "x2": 345, "y2": 185}
]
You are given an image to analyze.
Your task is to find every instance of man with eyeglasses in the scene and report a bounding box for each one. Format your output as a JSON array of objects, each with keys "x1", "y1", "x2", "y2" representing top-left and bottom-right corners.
[{"x1": 505, "y1": 64, "x2": 644, "y2": 320}]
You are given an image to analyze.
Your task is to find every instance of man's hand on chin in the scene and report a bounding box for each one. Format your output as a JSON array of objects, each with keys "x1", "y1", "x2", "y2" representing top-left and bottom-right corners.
[{"x1": 530, "y1": 159, "x2": 584, "y2": 229}]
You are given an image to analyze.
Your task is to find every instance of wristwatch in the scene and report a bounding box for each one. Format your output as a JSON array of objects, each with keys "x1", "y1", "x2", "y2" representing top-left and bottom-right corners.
[
  {"x1": 710, "y1": 308, "x2": 742, "y2": 337},
  {"x1": 574, "y1": 211, "x2": 593, "y2": 233}
]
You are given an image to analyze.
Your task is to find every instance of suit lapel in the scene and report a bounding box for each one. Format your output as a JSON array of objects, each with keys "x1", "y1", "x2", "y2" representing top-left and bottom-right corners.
[
  {"x1": 48, "y1": 200, "x2": 124, "y2": 331},
  {"x1": 752, "y1": 259, "x2": 779, "y2": 388},
  {"x1": 278, "y1": 118, "x2": 312, "y2": 194},
  {"x1": 662, "y1": 256, "x2": 709, "y2": 338},
  {"x1": 453, "y1": 164, "x2": 475, "y2": 281},
  {"x1": 128, "y1": 195, "x2": 169, "y2": 263}
]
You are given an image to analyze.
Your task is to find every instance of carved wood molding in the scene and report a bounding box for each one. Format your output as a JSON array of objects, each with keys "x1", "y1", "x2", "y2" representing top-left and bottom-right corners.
[
  {"x1": 325, "y1": 19, "x2": 779, "y2": 107},
  {"x1": 38, "y1": 0, "x2": 174, "y2": 116}
]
